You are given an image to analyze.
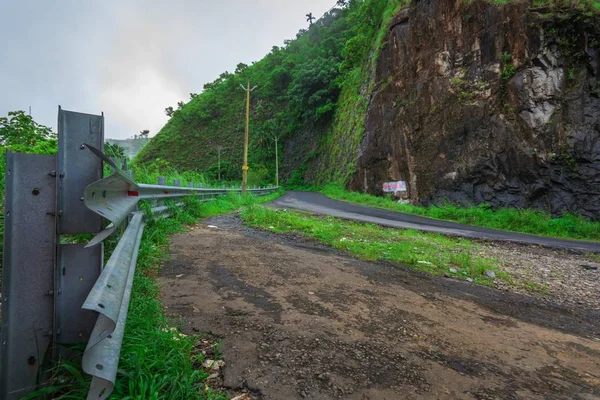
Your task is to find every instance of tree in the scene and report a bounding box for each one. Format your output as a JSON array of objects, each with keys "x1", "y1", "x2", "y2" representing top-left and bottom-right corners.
[
  {"x1": 235, "y1": 63, "x2": 248, "y2": 74},
  {"x1": 306, "y1": 12, "x2": 315, "y2": 25},
  {"x1": 139, "y1": 130, "x2": 150, "y2": 140},
  {"x1": 296, "y1": 29, "x2": 308, "y2": 39},
  {"x1": 165, "y1": 103, "x2": 188, "y2": 122},
  {"x1": 0, "y1": 110, "x2": 55, "y2": 147}
]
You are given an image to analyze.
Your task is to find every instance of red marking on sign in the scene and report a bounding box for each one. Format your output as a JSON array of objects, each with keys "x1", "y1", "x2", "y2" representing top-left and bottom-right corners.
[{"x1": 383, "y1": 181, "x2": 407, "y2": 192}]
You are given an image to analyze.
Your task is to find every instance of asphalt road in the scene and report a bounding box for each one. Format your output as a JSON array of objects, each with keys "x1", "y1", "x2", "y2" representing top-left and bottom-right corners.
[{"x1": 271, "y1": 191, "x2": 600, "y2": 253}]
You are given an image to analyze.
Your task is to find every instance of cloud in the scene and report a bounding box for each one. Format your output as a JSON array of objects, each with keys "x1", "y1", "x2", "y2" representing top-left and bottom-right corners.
[
  {"x1": 97, "y1": 4, "x2": 188, "y2": 138},
  {"x1": 0, "y1": 0, "x2": 336, "y2": 139}
]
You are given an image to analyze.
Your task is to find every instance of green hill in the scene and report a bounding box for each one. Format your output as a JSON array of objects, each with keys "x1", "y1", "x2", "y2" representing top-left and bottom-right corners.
[{"x1": 136, "y1": 0, "x2": 403, "y2": 186}]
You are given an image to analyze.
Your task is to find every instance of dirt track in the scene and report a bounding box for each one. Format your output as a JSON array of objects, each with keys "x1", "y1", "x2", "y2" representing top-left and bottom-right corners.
[{"x1": 159, "y1": 215, "x2": 600, "y2": 400}]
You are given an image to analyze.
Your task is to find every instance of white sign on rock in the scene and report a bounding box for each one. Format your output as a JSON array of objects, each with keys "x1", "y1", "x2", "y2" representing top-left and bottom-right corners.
[{"x1": 383, "y1": 181, "x2": 407, "y2": 192}]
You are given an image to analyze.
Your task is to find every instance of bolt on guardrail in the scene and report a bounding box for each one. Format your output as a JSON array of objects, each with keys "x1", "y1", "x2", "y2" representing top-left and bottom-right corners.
[{"x1": 0, "y1": 108, "x2": 278, "y2": 400}]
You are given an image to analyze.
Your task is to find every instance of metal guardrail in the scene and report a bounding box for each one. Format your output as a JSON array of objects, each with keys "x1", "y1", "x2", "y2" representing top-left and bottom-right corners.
[{"x1": 0, "y1": 109, "x2": 278, "y2": 400}]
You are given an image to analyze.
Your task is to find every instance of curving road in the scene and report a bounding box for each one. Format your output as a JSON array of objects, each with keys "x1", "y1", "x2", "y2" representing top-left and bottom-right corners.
[{"x1": 271, "y1": 191, "x2": 600, "y2": 253}]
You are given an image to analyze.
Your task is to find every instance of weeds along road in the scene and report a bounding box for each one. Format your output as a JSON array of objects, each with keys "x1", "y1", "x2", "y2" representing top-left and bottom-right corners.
[
  {"x1": 160, "y1": 214, "x2": 600, "y2": 400},
  {"x1": 272, "y1": 192, "x2": 600, "y2": 253}
]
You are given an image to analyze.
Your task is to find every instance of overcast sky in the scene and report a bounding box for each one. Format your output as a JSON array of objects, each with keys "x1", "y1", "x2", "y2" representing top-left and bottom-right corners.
[{"x1": 0, "y1": 0, "x2": 334, "y2": 139}]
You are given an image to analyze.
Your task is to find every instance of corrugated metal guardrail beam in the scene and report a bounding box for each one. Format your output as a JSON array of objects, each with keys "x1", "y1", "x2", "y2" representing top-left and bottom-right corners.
[
  {"x1": 78, "y1": 146, "x2": 278, "y2": 399},
  {"x1": 82, "y1": 212, "x2": 145, "y2": 400},
  {"x1": 83, "y1": 144, "x2": 277, "y2": 246}
]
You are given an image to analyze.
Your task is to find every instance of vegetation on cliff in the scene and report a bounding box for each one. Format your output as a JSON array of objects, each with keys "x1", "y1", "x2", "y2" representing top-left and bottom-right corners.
[{"x1": 137, "y1": 0, "x2": 406, "y2": 186}]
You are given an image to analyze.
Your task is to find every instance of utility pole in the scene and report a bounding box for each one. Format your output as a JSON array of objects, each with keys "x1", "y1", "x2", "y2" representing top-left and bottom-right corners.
[
  {"x1": 217, "y1": 145, "x2": 222, "y2": 181},
  {"x1": 274, "y1": 135, "x2": 279, "y2": 187},
  {"x1": 240, "y1": 81, "x2": 257, "y2": 194}
]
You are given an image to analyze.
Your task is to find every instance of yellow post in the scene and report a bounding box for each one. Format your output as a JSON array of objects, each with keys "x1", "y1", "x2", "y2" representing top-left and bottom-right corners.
[
  {"x1": 242, "y1": 81, "x2": 250, "y2": 194},
  {"x1": 274, "y1": 136, "x2": 279, "y2": 187}
]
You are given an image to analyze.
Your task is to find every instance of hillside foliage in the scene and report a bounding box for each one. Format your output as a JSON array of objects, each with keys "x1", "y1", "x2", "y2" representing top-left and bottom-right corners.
[{"x1": 137, "y1": 0, "x2": 406, "y2": 186}]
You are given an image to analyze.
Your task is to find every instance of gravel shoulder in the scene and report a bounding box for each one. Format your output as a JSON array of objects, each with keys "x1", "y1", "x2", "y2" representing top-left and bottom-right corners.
[
  {"x1": 483, "y1": 242, "x2": 600, "y2": 310},
  {"x1": 159, "y1": 215, "x2": 600, "y2": 400}
]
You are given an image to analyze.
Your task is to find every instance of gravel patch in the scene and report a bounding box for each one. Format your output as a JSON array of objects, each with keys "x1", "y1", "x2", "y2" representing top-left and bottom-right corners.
[{"x1": 481, "y1": 243, "x2": 600, "y2": 309}]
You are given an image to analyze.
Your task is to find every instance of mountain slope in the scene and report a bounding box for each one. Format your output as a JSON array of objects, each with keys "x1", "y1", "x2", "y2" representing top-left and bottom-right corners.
[{"x1": 137, "y1": 0, "x2": 403, "y2": 185}]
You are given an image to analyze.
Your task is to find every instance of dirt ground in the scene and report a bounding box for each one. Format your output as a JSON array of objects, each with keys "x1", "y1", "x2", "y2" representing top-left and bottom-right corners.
[{"x1": 159, "y1": 215, "x2": 600, "y2": 400}]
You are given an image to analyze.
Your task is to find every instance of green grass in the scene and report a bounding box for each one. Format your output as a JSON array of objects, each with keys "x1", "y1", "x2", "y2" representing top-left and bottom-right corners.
[
  {"x1": 314, "y1": 184, "x2": 600, "y2": 242},
  {"x1": 133, "y1": 163, "x2": 208, "y2": 187},
  {"x1": 25, "y1": 190, "x2": 283, "y2": 399},
  {"x1": 241, "y1": 205, "x2": 515, "y2": 287}
]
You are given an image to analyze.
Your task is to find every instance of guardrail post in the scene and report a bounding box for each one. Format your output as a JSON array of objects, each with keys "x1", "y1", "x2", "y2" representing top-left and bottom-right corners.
[
  {"x1": 55, "y1": 108, "x2": 105, "y2": 348},
  {"x1": 188, "y1": 182, "x2": 194, "y2": 188},
  {"x1": 199, "y1": 183, "x2": 203, "y2": 188},
  {"x1": 157, "y1": 177, "x2": 166, "y2": 207},
  {"x1": 173, "y1": 179, "x2": 180, "y2": 187},
  {"x1": 1, "y1": 153, "x2": 57, "y2": 400}
]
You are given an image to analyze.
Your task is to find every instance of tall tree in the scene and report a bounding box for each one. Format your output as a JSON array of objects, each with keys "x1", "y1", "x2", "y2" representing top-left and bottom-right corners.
[{"x1": 306, "y1": 12, "x2": 315, "y2": 25}]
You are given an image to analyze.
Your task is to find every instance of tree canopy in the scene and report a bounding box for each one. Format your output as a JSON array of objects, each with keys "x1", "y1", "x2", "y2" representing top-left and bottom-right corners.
[{"x1": 0, "y1": 110, "x2": 55, "y2": 148}]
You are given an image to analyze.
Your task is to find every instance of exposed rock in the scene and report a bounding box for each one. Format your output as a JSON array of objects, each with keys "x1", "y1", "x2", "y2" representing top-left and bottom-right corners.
[{"x1": 350, "y1": 0, "x2": 600, "y2": 219}]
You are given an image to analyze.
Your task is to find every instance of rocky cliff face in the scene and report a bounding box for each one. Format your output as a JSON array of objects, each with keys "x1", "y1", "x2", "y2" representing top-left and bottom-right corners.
[{"x1": 350, "y1": 0, "x2": 600, "y2": 219}]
